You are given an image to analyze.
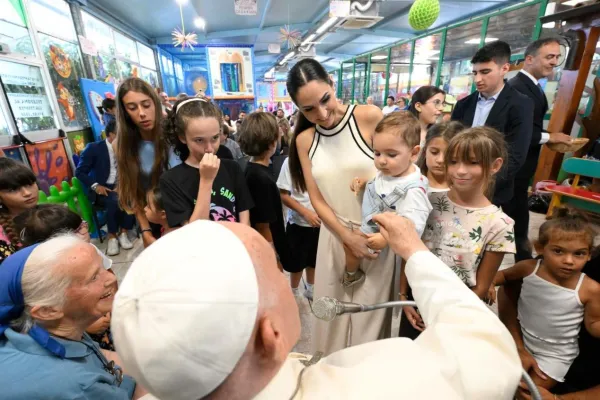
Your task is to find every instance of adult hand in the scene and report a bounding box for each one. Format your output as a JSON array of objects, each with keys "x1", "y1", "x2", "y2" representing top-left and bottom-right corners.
[
  {"x1": 517, "y1": 383, "x2": 554, "y2": 400},
  {"x1": 343, "y1": 230, "x2": 378, "y2": 260},
  {"x1": 371, "y1": 213, "x2": 428, "y2": 261},
  {"x1": 519, "y1": 347, "x2": 547, "y2": 381},
  {"x1": 199, "y1": 153, "x2": 220, "y2": 183},
  {"x1": 95, "y1": 185, "x2": 112, "y2": 196},
  {"x1": 86, "y1": 313, "x2": 111, "y2": 335},
  {"x1": 302, "y1": 210, "x2": 321, "y2": 228},
  {"x1": 403, "y1": 306, "x2": 425, "y2": 331},
  {"x1": 547, "y1": 132, "x2": 572, "y2": 145}
]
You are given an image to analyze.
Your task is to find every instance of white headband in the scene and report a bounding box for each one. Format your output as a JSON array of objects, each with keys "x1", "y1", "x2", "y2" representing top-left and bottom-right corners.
[{"x1": 176, "y1": 97, "x2": 208, "y2": 114}]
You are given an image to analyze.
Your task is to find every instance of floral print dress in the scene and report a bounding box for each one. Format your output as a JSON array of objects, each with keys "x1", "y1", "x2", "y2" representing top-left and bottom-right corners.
[
  {"x1": 422, "y1": 192, "x2": 516, "y2": 287},
  {"x1": 0, "y1": 224, "x2": 16, "y2": 264}
]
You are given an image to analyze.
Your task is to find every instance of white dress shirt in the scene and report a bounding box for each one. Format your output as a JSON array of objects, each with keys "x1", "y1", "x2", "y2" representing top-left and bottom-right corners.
[
  {"x1": 519, "y1": 70, "x2": 550, "y2": 144},
  {"x1": 105, "y1": 139, "x2": 117, "y2": 185},
  {"x1": 472, "y1": 85, "x2": 504, "y2": 127}
]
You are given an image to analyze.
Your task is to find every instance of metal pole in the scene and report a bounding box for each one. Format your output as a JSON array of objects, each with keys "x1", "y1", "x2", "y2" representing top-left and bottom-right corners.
[
  {"x1": 434, "y1": 29, "x2": 447, "y2": 88},
  {"x1": 350, "y1": 58, "x2": 356, "y2": 104},
  {"x1": 384, "y1": 47, "x2": 392, "y2": 100}
]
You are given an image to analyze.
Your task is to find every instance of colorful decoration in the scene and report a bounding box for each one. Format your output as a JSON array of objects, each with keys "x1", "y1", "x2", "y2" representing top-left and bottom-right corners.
[
  {"x1": 49, "y1": 44, "x2": 72, "y2": 78},
  {"x1": 172, "y1": 4, "x2": 198, "y2": 51},
  {"x1": 25, "y1": 139, "x2": 72, "y2": 195},
  {"x1": 408, "y1": 0, "x2": 440, "y2": 31},
  {"x1": 56, "y1": 82, "x2": 76, "y2": 121},
  {"x1": 279, "y1": 24, "x2": 301, "y2": 49}
]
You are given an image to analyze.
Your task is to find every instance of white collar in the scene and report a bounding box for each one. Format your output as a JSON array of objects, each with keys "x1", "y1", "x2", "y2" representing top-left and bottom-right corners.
[
  {"x1": 519, "y1": 69, "x2": 539, "y2": 86},
  {"x1": 478, "y1": 84, "x2": 504, "y2": 101},
  {"x1": 106, "y1": 138, "x2": 114, "y2": 153}
]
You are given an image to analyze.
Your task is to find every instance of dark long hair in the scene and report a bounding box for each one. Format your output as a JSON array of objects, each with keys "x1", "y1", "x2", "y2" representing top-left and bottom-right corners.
[
  {"x1": 14, "y1": 204, "x2": 82, "y2": 247},
  {"x1": 116, "y1": 78, "x2": 168, "y2": 213},
  {"x1": 286, "y1": 59, "x2": 332, "y2": 192},
  {"x1": 163, "y1": 97, "x2": 222, "y2": 161},
  {"x1": 416, "y1": 121, "x2": 465, "y2": 175},
  {"x1": 408, "y1": 86, "x2": 445, "y2": 120},
  {"x1": 0, "y1": 158, "x2": 37, "y2": 246}
]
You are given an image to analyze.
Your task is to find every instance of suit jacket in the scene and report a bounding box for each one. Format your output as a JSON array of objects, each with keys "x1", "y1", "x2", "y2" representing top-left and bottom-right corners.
[
  {"x1": 252, "y1": 251, "x2": 522, "y2": 399},
  {"x1": 75, "y1": 141, "x2": 113, "y2": 201},
  {"x1": 508, "y1": 72, "x2": 549, "y2": 180},
  {"x1": 451, "y1": 84, "x2": 533, "y2": 205}
]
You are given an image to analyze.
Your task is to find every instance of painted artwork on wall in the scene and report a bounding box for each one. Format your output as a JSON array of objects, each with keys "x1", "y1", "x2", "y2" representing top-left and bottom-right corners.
[
  {"x1": 25, "y1": 139, "x2": 72, "y2": 194},
  {"x1": 206, "y1": 47, "x2": 254, "y2": 99},
  {"x1": 67, "y1": 128, "x2": 95, "y2": 156},
  {"x1": 79, "y1": 78, "x2": 116, "y2": 141},
  {"x1": 1, "y1": 146, "x2": 26, "y2": 163}
]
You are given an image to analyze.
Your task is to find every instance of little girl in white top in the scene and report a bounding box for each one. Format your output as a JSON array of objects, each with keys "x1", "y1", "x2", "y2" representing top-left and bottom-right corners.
[
  {"x1": 416, "y1": 121, "x2": 465, "y2": 195},
  {"x1": 495, "y1": 207, "x2": 600, "y2": 390}
]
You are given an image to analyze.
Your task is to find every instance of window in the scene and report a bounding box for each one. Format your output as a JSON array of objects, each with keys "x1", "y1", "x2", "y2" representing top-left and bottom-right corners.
[
  {"x1": 389, "y1": 42, "x2": 412, "y2": 101},
  {"x1": 114, "y1": 31, "x2": 138, "y2": 63},
  {"x1": 0, "y1": 60, "x2": 56, "y2": 132},
  {"x1": 0, "y1": 107, "x2": 9, "y2": 135},
  {"x1": 354, "y1": 56, "x2": 368, "y2": 104},
  {"x1": 485, "y1": 3, "x2": 541, "y2": 55},
  {"x1": 412, "y1": 34, "x2": 442, "y2": 91},
  {"x1": 440, "y1": 21, "x2": 483, "y2": 99},
  {"x1": 29, "y1": 0, "x2": 76, "y2": 41},
  {"x1": 0, "y1": 0, "x2": 34, "y2": 56},
  {"x1": 341, "y1": 62, "x2": 353, "y2": 104},
  {"x1": 369, "y1": 49, "x2": 388, "y2": 107},
  {"x1": 80, "y1": 11, "x2": 157, "y2": 87}
]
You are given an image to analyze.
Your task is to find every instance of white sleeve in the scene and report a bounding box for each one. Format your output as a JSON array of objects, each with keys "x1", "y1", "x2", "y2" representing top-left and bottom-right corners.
[
  {"x1": 396, "y1": 189, "x2": 432, "y2": 237},
  {"x1": 276, "y1": 158, "x2": 292, "y2": 193},
  {"x1": 406, "y1": 251, "x2": 522, "y2": 399}
]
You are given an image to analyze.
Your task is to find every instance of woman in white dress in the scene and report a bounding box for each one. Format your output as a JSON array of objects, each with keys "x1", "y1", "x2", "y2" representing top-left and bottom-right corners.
[{"x1": 286, "y1": 59, "x2": 396, "y2": 355}]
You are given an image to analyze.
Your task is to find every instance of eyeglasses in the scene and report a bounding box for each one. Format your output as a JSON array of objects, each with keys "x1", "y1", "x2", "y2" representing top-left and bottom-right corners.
[
  {"x1": 425, "y1": 99, "x2": 448, "y2": 110},
  {"x1": 76, "y1": 220, "x2": 89, "y2": 234}
]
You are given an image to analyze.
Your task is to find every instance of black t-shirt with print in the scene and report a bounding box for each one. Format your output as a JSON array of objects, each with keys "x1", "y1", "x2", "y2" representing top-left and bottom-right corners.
[
  {"x1": 159, "y1": 159, "x2": 253, "y2": 227},
  {"x1": 244, "y1": 162, "x2": 290, "y2": 269}
]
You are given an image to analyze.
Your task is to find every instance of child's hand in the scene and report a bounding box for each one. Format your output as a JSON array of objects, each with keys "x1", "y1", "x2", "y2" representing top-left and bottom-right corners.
[
  {"x1": 484, "y1": 285, "x2": 497, "y2": 305},
  {"x1": 199, "y1": 153, "x2": 220, "y2": 183},
  {"x1": 86, "y1": 312, "x2": 111, "y2": 335},
  {"x1": 403, "y1": 306, "x2": 425, "y2": 331},
  {"x1": 518, "y1": 347, "x2": 547, "y2": 381},
  {"x1": 350, "y1": 177, "x2": 367, "y2": 196},
  {"x1": 302, "y1": 210, "x2": 321, "y2": 228},
  {"x1": 366, "y1": 233, "x2": 387, "y2": 250}
]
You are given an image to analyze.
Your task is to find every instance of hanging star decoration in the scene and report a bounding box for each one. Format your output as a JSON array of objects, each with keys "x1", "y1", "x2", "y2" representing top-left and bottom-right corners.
[
  {"x1": 172, "y1": 4, "x2": 198, "y2": 50},
  {"x1": 279, "y1": 25, "x2": 301, "y2": 49}
]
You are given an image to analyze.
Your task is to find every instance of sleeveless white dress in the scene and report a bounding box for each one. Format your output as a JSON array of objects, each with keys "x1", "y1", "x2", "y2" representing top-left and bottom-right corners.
[{"x1": 310, "y1": 105, "x2": 396, "y2": 356}]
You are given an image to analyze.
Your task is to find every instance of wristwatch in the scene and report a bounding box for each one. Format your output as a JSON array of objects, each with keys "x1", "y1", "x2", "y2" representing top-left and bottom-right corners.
[{"x1": 91, "y1": 183, "x2": 99, "y2": 192}]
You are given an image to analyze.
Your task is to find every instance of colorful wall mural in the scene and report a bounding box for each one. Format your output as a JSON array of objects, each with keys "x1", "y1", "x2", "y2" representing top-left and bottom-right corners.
[{"x1": 25, "y1": 139, "x2": 72, "y2": 194}]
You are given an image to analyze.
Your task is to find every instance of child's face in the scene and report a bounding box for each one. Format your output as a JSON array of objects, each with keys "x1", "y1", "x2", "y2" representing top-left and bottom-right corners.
[
  {"x1": 144, "y1": 196, "x2": 165, "y2": 225},
  {"x1": 425, "y1": 137, "x2": 448, "y2": 180},
  {"x1": 537, "y1": 235, "x2": 592, "y2": 280},
  {"x1": 447, "y1": 149, "x2": 502, "y2": 194},
  {"x1": 0, "y1": 183, "x2": 39, "y2": 212},
  {"x1": 180, "y1": 117, "x2": 221, "y2": 163},
  {"x1": 373, "y1": 132, "x2": 419, "y2": 177}
]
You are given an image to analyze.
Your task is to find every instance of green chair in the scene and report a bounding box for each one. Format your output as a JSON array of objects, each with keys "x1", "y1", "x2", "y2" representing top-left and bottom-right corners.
[
  {"x1": 37, "y1": 177, "x2": 97, "y2": 234},
  {"x1": 546, "y1": 157, "x2": 600, "y2": 217}
]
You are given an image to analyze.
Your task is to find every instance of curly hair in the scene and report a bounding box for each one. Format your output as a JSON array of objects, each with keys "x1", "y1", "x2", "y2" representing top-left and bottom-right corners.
[
  {"x1": 163, "y1": 97, "x2": 222, "y2": 161},
  {"x1": 537, "y1": 207, "x2": 597, "y2": 252},
  {"x1": 238, "y1": 112, "x2": 279, "y2": 157}
]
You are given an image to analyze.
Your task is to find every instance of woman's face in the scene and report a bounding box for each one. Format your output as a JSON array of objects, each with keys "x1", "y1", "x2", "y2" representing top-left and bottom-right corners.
[
  {"x1": 122, "y1": 91, "x2": 156, "y2": 133},
  {"x1": 417, "y1": 93, "x2": 445, "y2": 125},
  {"x1": 181, "y1": 117, "x2": 221, "y2": 163},
  {"x1": 294, "y1": 80, "x2": 339, "y2": 128},
  {"x1": 0, "y1": 183, "x2": 38, "y2": 213},
  {"x1": 425, "y1": 137, "x2": 448, "y2": 179}
]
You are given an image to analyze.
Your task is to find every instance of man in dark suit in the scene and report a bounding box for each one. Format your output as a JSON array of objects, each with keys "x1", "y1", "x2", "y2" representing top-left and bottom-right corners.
[
  {"x1": 506, "y1": 38, "x2": 572, "y2": 261},
  {"x1": 452, "y1": 40, "x2": 534, "y2": 208},
  {"x1": 76, "y1": 120, "x2": 135, "y2": 256}
]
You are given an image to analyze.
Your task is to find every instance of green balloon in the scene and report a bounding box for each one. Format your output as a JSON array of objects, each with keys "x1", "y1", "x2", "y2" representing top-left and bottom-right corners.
[{"x1": 409, "y1": 0, "x2": 440, "y2": 31}]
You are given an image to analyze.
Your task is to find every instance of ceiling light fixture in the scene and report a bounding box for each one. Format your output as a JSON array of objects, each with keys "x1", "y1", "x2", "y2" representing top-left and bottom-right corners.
[
  {"x1": 371, "y1": 55, "x2": 387, "y2": 60},
  {"x1": 562, "y1": 0, "x2": 588, "y2": 6},
  {"x1": 175, "y1": 0, "x2": 188, "y2": 5},
  {"x1": 279, "y1": 51, "x2": 296, "y2": 65},
  {"x1": 194, "y1": 17, "x2": 206, "y2": 30},
  {"x1": 301, "y1": 34, "x2": 317, "y2": 47},
  {"x1": 464, "y1": 37, "x2": 498, "y2": 44},
  {"x1": 542, "y1": 22, "x2": 556, "y2": 29},
  {"x1": 316, "y1": 17, "x2": 338, "y2": 34}
]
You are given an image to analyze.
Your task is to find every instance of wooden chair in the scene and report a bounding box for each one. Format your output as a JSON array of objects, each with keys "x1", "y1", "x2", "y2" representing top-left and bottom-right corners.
[{"x1": 546, "y1": 157, "x2": 600, "y2": 217}]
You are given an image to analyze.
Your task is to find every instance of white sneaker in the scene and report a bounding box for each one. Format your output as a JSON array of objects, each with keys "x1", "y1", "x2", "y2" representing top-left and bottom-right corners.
[
  {"x1": 291, "y1": 287, "x2": 301, "y2": 297},
  {"x1": 118, "y1": 232, "x2": 133, "y2": 250},
  {"x1": 304, "y1": 285, "x2": 313, "y2": 301},
  {"x1": 107, "y1": 238, "x2": 120, "y2": 256}
]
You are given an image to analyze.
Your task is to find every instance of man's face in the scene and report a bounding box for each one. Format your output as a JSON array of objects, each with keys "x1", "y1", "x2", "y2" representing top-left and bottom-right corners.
[
  {"x1": 62, "y1": 244, "x2": 117, "y2": 322},
  {"x1": 386, "y1": 97, "x2": 393, "y2": 106},
  {"x1": 472, "y1": 60, "x2": 508, "y2": 98},
  {"x1": 239, "y1": 112, "x2": 246, "y2": 120},
  {"x1": 528, "y1": 42, "x2": 561, "y2": 79},
  {"x1": 276, "y1": 109, "x2": 284, "y2": 118}
]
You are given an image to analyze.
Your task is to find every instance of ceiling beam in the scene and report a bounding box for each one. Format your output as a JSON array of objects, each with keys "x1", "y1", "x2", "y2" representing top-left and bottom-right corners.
[
  {"x1": 369, "y1": 5, "x2": 412, "y2": 30},
  {"x1": 324, "y1": 34, "x2": 362, "y2": 55},
  {"x1": 255, "y1": 0, "x2": 274, "y2": 45},
  {"x1": 353, "y1": 29, "x2": 414, "y2": 40},
  {"x1": 155, "y1": 23, "x2": 312, "y2": 43}
]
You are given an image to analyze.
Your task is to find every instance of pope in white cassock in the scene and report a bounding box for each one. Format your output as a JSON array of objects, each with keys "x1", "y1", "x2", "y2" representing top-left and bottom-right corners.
[{"x1": 111, "y1": 215, "x2": 522, "y2": 400}]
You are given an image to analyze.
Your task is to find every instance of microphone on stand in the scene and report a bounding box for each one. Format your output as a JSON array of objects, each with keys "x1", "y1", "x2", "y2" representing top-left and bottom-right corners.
[
  {"x1": 311, "y1": 296, "x2": 543, "y2": 400},
  {"x1": 312, "y1": 296, "x2": 417, "y2": 321}
]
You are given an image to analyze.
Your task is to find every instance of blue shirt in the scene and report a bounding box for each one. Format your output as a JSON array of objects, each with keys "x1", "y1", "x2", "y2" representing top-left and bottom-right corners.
[
  {"x1": 472, "y1": 86, "x2": 503, "y2": 127},
  {"x1": 0, "y1": 328, "x2": 136, "y2": 399}
]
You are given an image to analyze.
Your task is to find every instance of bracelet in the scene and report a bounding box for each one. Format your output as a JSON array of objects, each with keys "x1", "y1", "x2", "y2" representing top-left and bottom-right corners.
[
  {"x1": 141, "y1": 228, "x2": 152, "y2": 234},
  {"x1": 399, "y1": 293, "x2": 408, "y2": 298}
]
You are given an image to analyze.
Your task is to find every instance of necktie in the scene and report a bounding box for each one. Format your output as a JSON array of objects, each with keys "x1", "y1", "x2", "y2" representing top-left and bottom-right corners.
[{"x1": 537, "y1": 83, "x2": 545, "y2": 95}]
